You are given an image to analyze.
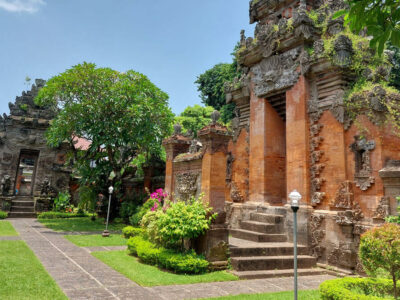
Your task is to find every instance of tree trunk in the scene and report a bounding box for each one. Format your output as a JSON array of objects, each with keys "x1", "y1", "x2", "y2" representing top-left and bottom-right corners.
[{"x1": 393, "y1": 273, "x2": 397, "y2": 300}]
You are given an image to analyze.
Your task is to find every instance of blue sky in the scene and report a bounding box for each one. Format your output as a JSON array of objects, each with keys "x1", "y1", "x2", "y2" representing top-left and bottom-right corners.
[{"x1": 0, "y1": 0, "x2": 254, "y2": 116}]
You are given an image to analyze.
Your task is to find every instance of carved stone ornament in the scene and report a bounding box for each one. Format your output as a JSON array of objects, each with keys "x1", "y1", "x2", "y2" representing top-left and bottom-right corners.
[
  {"x1": 230, "y1": 181, "x2": 244, "y2": 203},
  {"x1": 350, "y1": 136, "x2": 375, "y2": 191},
  {"x1": 173, "y1": 123, "x2": 182, "y2": 135},
  {"x1": 335, "y1": 202, "x2": 364, "y2": 226},
  {"x1": 188, "y1": 139, "x2": 200, "y2": 154},
  {"x1": 333, "y1": 35, "x2": 353, "y2": 67},
  {"x1": 311, "y1": 192, "x2": 326, "y2": 206},
  {"x1": 210, "y1": 110, "x2": 221, "y2": 125},
  {"x1": 373, "y1": 196, "x2": 390, "y2": 220},
  {"x1": 176, "y1": 171, "x2": 199, "y2": 201},
  {"x1": 226, "y1": 152, "x2": 234, "y2": 183},
  {"x1": 250, "y1": 47, "x2": 301, "y2": 98},
  {"x1": 331, "y1": 180, "x2": 353, "y2": 209},
  {"x1": 309, "y1": 214, "x2": 325, "y2": 258},
  {"x1": 0, "y1": 175, "x2": 11, "y2": 196},
  {"x1": 328, "y1": 243, "x2": 356, "y2": 268}
]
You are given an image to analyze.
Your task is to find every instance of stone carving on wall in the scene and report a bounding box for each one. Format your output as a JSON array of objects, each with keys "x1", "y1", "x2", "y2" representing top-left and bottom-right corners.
[
  {"x1": 350, "y1": 136, "x2": 375, "y2": 191},
  {"x1": 176, "y1": 171, "x2": 199, "y2": 201},
  {"x1": 309, "y1": 214, "x2": 325, "y2": 258},
  {"x1": 250, "y1": 47, "x2": 301, "y2": 98},
  {"x1": 333, "y1": 35, "x2": 353, "y2": 67},
  {"x1": 335, "y1": 202, "x2": 364, "y2": 225},
  {"x1": 188, "y1": 139, "x2": 201, "y2": 154},
  {"x1": 309, "y1": 108, "x2": 326, "y2": 206},
  {"x1": 226, "y1": 152, "x2": 234, "y2": 184},
  {"x1": 331, "y1": 180, "x2": 353, "y2": 209},
  {"x1": 327, "y1": 243, "x2": 356, "y2": 268},
  {"x1": 373, "y1": 196, "x2": 390, "y2": 220},
  {"x1": 0, "y1": 175, "x2": 11, "y2": 196},
  {"x1": 230, "y1": 182, "x2": 244, "y2": 203}
]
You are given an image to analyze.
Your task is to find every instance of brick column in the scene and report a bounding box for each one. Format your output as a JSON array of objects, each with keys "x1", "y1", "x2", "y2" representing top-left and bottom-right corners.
[
  {"x1": 162, "y1": 133, "x2": 190, "y2": 199},
  {"x1": 249, "y1": 91, "x2": 268, "y2": 202},
  {"x1": 286, "y1": 76, "x2": 311, "y2": 204},
  {"x1": 198, "y1": 124, "x2": 231, "y2": 211}
]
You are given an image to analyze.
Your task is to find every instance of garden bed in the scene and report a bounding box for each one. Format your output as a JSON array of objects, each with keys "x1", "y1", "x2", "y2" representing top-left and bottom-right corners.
[{"x1": 92, "y1": 250, "x2": 237, "y2": 286}]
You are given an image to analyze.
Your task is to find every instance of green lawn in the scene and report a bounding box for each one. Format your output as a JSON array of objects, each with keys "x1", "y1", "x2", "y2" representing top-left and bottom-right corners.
[
  {"x1": 0, "y1": 241, "x2": 66, "y2": 300},
  {"x1": 207, "y1": 290, "x2": 320, "y2": 299},
  {"x1": 38, "y1": 217, "x2": 126, "y2": 232},
  {"x1": 92, "y1": 250, "x2": 238, "y2": 286},
  {"x1": 0, "y1": 221, "x2": 18, "y2": 236},
  {"x1": 65, "y1": 234, "x2": 127, "y2": 247}
]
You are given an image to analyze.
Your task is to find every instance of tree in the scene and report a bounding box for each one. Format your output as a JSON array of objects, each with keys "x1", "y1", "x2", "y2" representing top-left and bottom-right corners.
[
  {"x1": 195, "y1": 44, "x2": 241, "y2": 123},
  {"x1": 35, "y1": 62, "x2": 174, "y2": 205},
  {"x1": 334, "y1": 0, "x2": 400, "y2": 55},
  {"x1": 174, "y1": 105, "x2": 213, "y2": 137},
  {"x1": 359, "y1": 223, "x2": 400, "y2": 299}
]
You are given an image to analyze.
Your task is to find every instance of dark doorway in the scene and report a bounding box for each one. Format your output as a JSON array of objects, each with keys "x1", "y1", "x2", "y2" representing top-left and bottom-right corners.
[{"x1": 15, "y1": 150, "x2": 39, "y2": 196}]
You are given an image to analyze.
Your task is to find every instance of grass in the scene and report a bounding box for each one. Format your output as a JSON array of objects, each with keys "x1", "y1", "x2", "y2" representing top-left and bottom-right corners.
[
  {"x1": 38, "y1": 217, "x2": 126, "y2": 232},
  {"x1": 0, "y1": 241, "x2": 66, "y2": 300},
  {"x1": 0, "y1": 221, "x2": 18, "y2": 236},
  {"x1": 207, "y1": 290, "x2": 320, "y2": 299},
  {"x1": 65, "y1": 234, "x2": 127, "y2": 247},
  {"x1": 92, "y1": 250, "x2": 238, "y2": 286}
]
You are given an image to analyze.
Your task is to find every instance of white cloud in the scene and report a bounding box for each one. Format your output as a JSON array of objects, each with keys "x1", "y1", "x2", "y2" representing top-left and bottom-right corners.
[{"x1": 0, "y1": 0, "x2": 45, "y2": 13}]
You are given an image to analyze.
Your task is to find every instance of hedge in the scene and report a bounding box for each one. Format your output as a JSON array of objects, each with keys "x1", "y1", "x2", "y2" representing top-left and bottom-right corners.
[
  {"x1": 127, "y1": 235, "x2": 209, "y2": 274},
  {"x1": 37, "y1": 211, "x2": 89, "y2": 219},
  {"x1": 122, "y1": 226, "x2": 143, "y2": 239},
  {"x1": 320, "y1": 277, "x2": 398, "y2": 300},
  {"x1": 0, "y1": 211, "x2": 7, "y2": 219}
]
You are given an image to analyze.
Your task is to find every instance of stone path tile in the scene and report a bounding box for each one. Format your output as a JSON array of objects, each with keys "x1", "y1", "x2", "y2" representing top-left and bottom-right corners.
[
  {"x1": 9, "y1": 218, "x2": 336, "y2": 300},
  {"x1": 0, "y1": 235, "x2": 21, "y2": 240},
  {"x1": 11, "y1": 219, "x2": 158, "y2": 300}
]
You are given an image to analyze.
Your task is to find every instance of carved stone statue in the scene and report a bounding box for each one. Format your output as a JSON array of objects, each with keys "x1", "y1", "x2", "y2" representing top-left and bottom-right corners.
[
  {"x1": 210, "y1": 111, "x2": 220, "y2": 125},
  {"x1": 0, "y1": 175, "x2": 11, "y2": 196},
  {"x1": 173, "y1": 123, "x2": 182, "y2": 135}
]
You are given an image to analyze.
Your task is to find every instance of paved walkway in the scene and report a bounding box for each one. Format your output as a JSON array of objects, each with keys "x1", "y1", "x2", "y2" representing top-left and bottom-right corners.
[{"x1": 9, "y1": 218, "x2": 335, "y2": 300}]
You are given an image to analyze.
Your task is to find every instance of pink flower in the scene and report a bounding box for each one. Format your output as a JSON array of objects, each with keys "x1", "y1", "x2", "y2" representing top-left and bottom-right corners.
[{"x1": 151, "y1": 206, "x2": 155, "y2": 211}]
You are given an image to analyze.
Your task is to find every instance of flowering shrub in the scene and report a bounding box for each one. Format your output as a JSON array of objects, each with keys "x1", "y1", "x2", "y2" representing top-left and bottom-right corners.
[
  {"x1": 129, "y1": 189, "x2": 168, "y2": 226},
  {"x1": 140, "y1": 194, "x2": 216, "y2": 250}
]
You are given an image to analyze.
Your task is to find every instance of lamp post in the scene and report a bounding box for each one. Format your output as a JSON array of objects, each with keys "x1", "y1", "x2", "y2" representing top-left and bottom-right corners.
[
  {"x1": 289, "y1": 189, "x2": 301, "y2": 300},
  {"x1": 102, "y1": 185, "x2": 113, "y2": 237}
]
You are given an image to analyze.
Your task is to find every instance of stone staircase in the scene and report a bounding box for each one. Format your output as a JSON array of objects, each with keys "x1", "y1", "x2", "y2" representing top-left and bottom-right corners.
[
  {"x1": 229, "y1": 211, "x2": 325, "y2": 279},
  {"x1": 8, "y1": 196, "x2": 36, "y2": 218}
]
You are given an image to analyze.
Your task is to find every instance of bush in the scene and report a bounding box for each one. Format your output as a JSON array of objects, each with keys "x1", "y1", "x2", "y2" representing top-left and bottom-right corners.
[
  {"x1": 320, "y1": 277, "x2": 398, "y2": 299},
  {"x1": 37, "y1": 211, "x2": 89, "y2": 219},
  {"x1": 359, "y1": 223, "x2": 400, "y2": 298},
  {"x1": 53, "y1": 192, "x2": 71, "y2": 212},
  {"x1": 127, "y1": 235, "x2": 209, "y2": 274},
  {"x1": 155, "y1": 196, "x2": 216, "y2": 250},
  {"x1": 129, "y1": 189, "x2": 167, "y2": 226},
  {"x1": 122, "y1": 226, "x2": 143, "y2": 239},
  {"x1": 0, "y1": 211, "x2": 8, "y2": 219},
  {"x1": 119, "y1": 192, "x2": 147, "y2": 222}
]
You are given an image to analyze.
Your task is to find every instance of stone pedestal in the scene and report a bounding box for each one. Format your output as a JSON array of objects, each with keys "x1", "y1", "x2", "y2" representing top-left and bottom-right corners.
[{"x1": 379, "y1": 160, "x2": 400, "y2": 215}]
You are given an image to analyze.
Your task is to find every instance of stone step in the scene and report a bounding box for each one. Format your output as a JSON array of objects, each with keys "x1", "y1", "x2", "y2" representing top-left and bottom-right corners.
[
  {"x1": 230, "y1": 243, "x2": 309, "y2": 257},
  {"x1": 240, "y1": 220, "x2": 281, "y2": 234},
  {"x1": 231, "y1": 255, "x2": 317, "y2": 271},
  {"x1": 8, "y1": 212, "x2": 37, "y2": 218},
  {"x1": 230, "y1": 229, "x2": 287, "y2": 243},
  {"x1": 10, "y1": 206, "x2": 35, "y2": 212},
  {"x1": 250, "y1": 212, "x2": 283, "y2": 224},
  {"x1": 12, "y1": 201, "x2": 34, "y2": 207},
  {"x1": 230, "y1": 268, "x2": 326, "y2": 279}
]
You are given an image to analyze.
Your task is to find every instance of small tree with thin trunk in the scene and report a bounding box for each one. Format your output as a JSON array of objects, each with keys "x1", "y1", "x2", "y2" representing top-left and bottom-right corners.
[{"x1": 359, "y1": 223, "x2": 400, "y2": 299}]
